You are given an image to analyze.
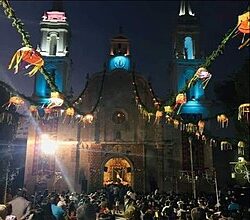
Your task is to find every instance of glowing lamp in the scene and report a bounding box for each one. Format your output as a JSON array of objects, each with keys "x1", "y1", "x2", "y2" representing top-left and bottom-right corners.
[
  {"x1": 40, "y1": 134, "x2": 58, "y2": 155},
  {"x1": 65, "y1": 107, "x2": 74, "y2": 117},
  {"x1": 217, "y1": 114, "x2": 229, "y2": 128},
  {"x1": 175, "y1": 93, "x2": 186, "y2": 105},
  {"x1": 238, "y1": 103, "x2": 250, "y2": 122},
  {"x1": 47, "y1": 92, "x2": 64, "y2": 108}
]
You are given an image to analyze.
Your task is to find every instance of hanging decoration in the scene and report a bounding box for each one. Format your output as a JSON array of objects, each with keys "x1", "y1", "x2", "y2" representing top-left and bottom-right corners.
[
  {"x1": 63, "y1": 107, "x2": 75, "y2": 123},
  {"x1": 154, "y1": 110, "x2": 163, "y2": 125},
  {"x1": 217, "y1": 114, "x2": 229, "y2": 128},
  {"x1": 197, "y1": 120, "x2": 205, "y2": 134},
  {"x1": 237, "y1": 141, "x2": 245, "y2": 156},
  {"x1": 79, "y1": 113, "x2": 94, "y2": 125},
  {"x1": 220, "y1": 141, "x2": 232, "y2": 151},
  {"x1": 164, "y1": 105, "x2": 173, "y2": 115},
  {"x1": 47, "y1": 92, "x2": 64, "y2": 108},
  {"x1": 8, "y1": 47, "x2": 44, "y2": 76},
  {"x1": 2, "y1": 96, "x2": 24, "y2": 109},
  {"x1": 188, "y1": 67, "x2": 212, "y2": 89},
  {"x1": 238, "y1": 103, "x2": 250, "y2": 122},
  {"x1": 210, "y1": 139, "x2": 217, "y2": 148},
  {"x1": 174, "y1": 93, "x2": 186, "y2": 115},
  {"x1": 233, "y1": 9, "x2": 250, "y2": 49}
]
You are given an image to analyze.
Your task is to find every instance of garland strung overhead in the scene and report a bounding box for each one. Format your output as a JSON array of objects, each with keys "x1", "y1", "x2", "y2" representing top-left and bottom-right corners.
[{"x1": 0, "y1": 0, "x2": 107, "y2": 124}]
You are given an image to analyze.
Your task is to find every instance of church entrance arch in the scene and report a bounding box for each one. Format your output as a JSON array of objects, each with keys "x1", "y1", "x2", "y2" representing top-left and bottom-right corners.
[{"x1": 103, "y1": 157, "x2": 133, "y2": 186}]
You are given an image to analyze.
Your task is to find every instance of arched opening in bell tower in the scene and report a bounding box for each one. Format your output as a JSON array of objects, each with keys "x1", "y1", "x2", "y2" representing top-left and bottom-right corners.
[
  {"x1": 103, "y1": 157, "x2": 133, "y2": 186},
  {"x1": 184, "y1": 36, "x2": 194, "y2": 59}
]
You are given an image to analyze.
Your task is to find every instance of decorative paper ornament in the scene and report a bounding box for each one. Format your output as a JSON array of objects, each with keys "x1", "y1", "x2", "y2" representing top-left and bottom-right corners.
[
  {"x1": 188, "y1": 67, "x2": 212, "y2": 89},
  {"x1": 47, "y1": 92, "x2": 64, "y2": 108},
  {"x1": 79, "y1": 114, "x2": 94, "y2": 125},
  {"x1": 237, "y1": 141, "x2": 245, "y2": 155},
  {"x1": 217, "y1": 114, "x2": 229, "y2": 128},
  {"x1": 154, "y1": 110, "x2": 163, "y2": 125},
  {"x1": 164, "y1": 105, "x2": 173, "y2": 115},
  {"x1": 8, "y1": 47, "x2": 44, "y2": 76},
  {"x1": 186, "y1": 123, "x2": 196, "y2": 133},
  {"x1": 197, "y1": 120, "x2": 205, "y2": 134},
  {"x1": 63, "y1": 107, "x2": 75, "y2": 123},
  {"x1": 2, "y1": 96, "x2": 24, "y2": 109},
  {"x1": 175, "y1": 93, "x2": 187, "y2": 114},
  {"x1": 220, "y1": 141, "x2": 232, "y2": 151},
  {"x1": 235, "y1": 9, "x2": 250, "y2": 49},
  {"x1": 173, "y1": 119, "x2": 179, "y2": 129},
  {"x1": 210, "y1": 139, "x2": 217, "y2": 148},
  {"x1": 238, "y1": 103, "x2": 250, "y2": 122}
]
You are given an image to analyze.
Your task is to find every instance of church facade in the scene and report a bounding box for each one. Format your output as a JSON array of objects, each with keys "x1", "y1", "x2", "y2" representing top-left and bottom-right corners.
[{"x1": 24, "y1": 2, "x2": 213, "y2": 194}]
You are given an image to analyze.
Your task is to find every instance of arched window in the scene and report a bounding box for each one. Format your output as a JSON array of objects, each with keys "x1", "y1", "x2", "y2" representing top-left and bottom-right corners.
[
  {"x1": 49, "y1": 35, "x2": 57, "y2": 55},
  {"x1": 184, "y1": 36, "x2": 194, "y2": 59}
]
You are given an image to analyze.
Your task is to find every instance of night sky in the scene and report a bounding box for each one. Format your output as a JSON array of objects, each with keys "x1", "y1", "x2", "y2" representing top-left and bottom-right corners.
[{"x1": 0, "y1": 1, "x2": 249, "y2": 99}]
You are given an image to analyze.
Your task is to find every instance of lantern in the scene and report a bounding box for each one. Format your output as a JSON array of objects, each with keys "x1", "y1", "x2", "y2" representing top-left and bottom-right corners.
[
  {"x1": 8, "y1": 47, "x2": 44, "y2": 76},
  {"x1": 47, "y1": 92, "x2": 64, "y2": 108},
  {"x1": 154, "y1": 110, "x2": 163, "y2": 125},
  {"x1": 238, "y1": 103, "x2": 250, "y2": 122},
  {"x1": 217, "y1": 114, "x2": 229, "y2": 128},
  {"x1": 197, "y1": 120, "x2": 205, "y2": 134},
  {"x1": 238, "y1": 141, "x2": 245, "y2": 156},
  {"x1": 188, "y1": 67, "x2": 212, "y2": 89},
  {"x1": 220, "y1": 141, "x2": 232, "y2": 151},
  {"x1": 235, "y1": 9, "x2": 250, "y2": 49}
]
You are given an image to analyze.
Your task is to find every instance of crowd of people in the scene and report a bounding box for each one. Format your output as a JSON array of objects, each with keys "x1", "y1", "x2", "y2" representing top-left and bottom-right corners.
[{"x1": 0, "y1": 184, "x2": 249, "y2": 220}]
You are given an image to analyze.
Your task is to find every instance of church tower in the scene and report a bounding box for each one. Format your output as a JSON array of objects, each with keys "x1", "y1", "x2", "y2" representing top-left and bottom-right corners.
[
  {"x1": 171, "y1": 0, "x2": 208, "y2": 119},
  {"x1": 34, "y1": 1, "x2": 71, "y2": 103},
  {"x1": 108, "y1": 27, "x2": 131, "y2": 71}
]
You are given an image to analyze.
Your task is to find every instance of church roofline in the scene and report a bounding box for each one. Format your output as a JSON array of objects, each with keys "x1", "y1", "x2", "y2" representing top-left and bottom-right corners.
[{"x1": 179, "y1": 0, "x2": 195, "y2": 17}]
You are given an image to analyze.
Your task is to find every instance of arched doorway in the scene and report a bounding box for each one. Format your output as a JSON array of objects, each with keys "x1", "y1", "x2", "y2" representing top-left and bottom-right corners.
[{"x1": 103, "y1": 157, "x2": 132, "y2": 186}]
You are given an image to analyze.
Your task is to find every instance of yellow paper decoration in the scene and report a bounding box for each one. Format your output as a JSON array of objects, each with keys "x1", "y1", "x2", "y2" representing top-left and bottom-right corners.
[
  {"x1": 217, "y1": 114, "x2": 229, "y2": 128},
  {"x1": 238, "y1": 103, "x2": 250, "y2": 122}
]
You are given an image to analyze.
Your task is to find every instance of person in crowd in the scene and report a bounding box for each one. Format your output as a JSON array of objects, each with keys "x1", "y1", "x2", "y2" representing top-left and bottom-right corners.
[
  {"x1": 5, "y1": 204, "x2": 17, "y2": 220},
  {"x1": 8, "y1": 188, "x2": 31, "y2": 220},
  {"x1": 190, "y1": 198, "x2": 207, "y2": 220},
  {"x1": 76, "y1": 199, "x2": 96, "y2": 220},
  {"x1": 50, "y1": 195, "x2": 65, "y2": 220}
]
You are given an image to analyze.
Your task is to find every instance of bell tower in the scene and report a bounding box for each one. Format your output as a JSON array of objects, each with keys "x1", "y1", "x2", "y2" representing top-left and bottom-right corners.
[
  {"x1": 108, "y1": 27, "x2": 131, "y2": 71},
  {"x1": 170, "y1": 0, "x2": 208, "y2": 118},
  {"x1": 34, "y1": 1, "x2": 71, "y2": 103}
]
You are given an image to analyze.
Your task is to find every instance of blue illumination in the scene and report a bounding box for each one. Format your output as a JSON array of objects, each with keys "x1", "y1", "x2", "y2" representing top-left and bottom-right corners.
[
  {"x1": 109, "y1": 56, "x2": 130, "y2": 71},
  {"x1": 179, "y1": 100, "x2": 208, "y2": 116},
  {"x1": 35, "y1": 66, "x2": 63, "y2": 100},
  {"x1": 184, "y1": 36, "x2": 194, "y2": 59},
  {"x1": 178, "y1": 68, "x2": 204, "y2": 100}
]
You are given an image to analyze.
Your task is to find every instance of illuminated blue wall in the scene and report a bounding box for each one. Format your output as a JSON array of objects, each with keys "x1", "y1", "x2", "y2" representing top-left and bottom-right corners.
[
  {"x1": 178, "y1": 68, "x2": 204, "y2": 100},
  {"x1": 35, "y1": 63, "x2": 63, "y2": 101},
  {"x1": 109, "y1": 56, "x2": 130, "y2": 71}
]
